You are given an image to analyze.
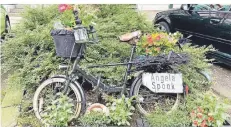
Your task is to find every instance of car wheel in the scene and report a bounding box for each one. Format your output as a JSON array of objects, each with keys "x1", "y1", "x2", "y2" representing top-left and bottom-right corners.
[
  {"x1": 5, "y1": 18, "x2": 11, "y2": 33},
  {"x1": 157, "y1": 22, "x2": 170, "y2": 33}
]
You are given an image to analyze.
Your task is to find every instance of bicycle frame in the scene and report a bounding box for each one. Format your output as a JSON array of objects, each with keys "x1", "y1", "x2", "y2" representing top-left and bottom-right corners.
[{"x1": 63, "y1": 43, "x2": 137, "y2": 95}]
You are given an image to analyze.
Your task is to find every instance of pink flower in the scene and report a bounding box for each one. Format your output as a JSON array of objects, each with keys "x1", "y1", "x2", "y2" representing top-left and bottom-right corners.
[
  {"x1": 197, "y1": 113, "x2": 203, "y2": 119},
  {"x1": 155, "y1": 35, "x2": 161, "y2": 41},
  {"x1": 147, "y1": 35, "x2": 153, "y2": 44},
  {"x1": 200, "y1": 120, "x2": 207, "y2": 127},
  {"x1": 58, "y1": 4, "x2": 68, "y2": 12},
  {"x1": 193, "y1": 120, "x2": 198, "y2": 126}
]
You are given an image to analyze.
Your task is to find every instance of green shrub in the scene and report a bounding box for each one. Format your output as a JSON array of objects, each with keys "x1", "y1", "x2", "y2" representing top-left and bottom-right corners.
[
  {"x1": 105, "y1": 95, "x2": 135, "y2": 126},
  {"x1": 79, "y1": 111, "x2": 110, "y2": 126},
  {"x1": 146, "y1": 107, "x2": 190, "y2": 127},
  {"x1": 79, "y1": 94, "x2": 135, "y2": 126},
  {"x1": 188, "y1": 92, "x2": 230, "y2": 127},
  {"x1": 173, "y1": 43, "x2": 214, "y2": 93},
  {"x1": 2, "y1": 5, "x2": 62, "y2": 89},
  {"x1": 41, "y1": 93, "x2": 75, "y2": 127}
]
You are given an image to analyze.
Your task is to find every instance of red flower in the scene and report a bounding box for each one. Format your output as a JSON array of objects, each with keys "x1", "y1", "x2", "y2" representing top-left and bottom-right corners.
[
  {"x1": 200, "y1": 120, "x2": 207, "y2": 127},
  {"x1": 147, "y1": 35, "x2": 153, "y2": 44},
  {"x1": 193, "y1": 120, "x2": 198, "y2": 126},
  {"x1": 208, "y1": 116, "x2": 214, "y2": 122},
  {"x1": 66, "y1": 5, "x2": 73, "y2": 10},
  {"x1": 58, "y1": 4, "x2": 68, "y2": 12},
  {"x1": 155, "y1": 35, "x2": 161, "y2": 41},
  {"x1": 197, "y1": 113, "x2": 203, "y2": 119}
]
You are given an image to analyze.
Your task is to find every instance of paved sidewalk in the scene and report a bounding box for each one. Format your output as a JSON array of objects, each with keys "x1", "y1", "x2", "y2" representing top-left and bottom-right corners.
[
  {"x1": 1, "y1": 71, "x2": 23, "y2": 127},
  {"x1": 211, "y1": 65, "x2": 231, "y2": 99},
  {"x1": 1, "y1": 86, "x2": 23, "y2": 127}
]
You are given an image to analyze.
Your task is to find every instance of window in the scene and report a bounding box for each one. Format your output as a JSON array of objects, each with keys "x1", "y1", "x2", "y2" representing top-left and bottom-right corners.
[{"x1": 191, "y1": 4, "x2": 211, "y2": 11}]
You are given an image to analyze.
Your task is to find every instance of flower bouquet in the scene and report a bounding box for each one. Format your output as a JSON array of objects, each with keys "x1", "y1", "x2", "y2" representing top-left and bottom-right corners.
[{"x1": 137, "y1": 32, "x2": 181, "y2": 56}]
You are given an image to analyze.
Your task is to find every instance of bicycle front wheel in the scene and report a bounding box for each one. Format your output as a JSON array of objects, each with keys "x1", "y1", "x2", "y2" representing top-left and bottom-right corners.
[
  {"x1": 33, "y1": 78, "x2": 84, "y2": 124},
  {"x1": 131, "y1": 76, "x2": 180, "y2": 116}
]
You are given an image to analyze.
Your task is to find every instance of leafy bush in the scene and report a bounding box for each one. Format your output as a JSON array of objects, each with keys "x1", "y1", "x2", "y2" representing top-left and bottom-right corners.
[
  {"x1": 174, "y1": 43, "x2": 214, "y2": 93},
  {"x1": 189, "y1": 92, "x2": 230, "y2": 127},
  {"x1": 105, "y1": 95, "x2": 135, "y2": 126},
  {"x1": 146, "y1": 107, "x2": 190, "y2": 127},
  {"x1": 79, "y1": 94, "x2": 135, "y2": 126},
  {"x1": 79, "y1": 111, "x2": 110, "y2": 126},
  {"x1": 2, "y1": 5, "x2": 61, "y2": 89},
  {"x1": 94, "y1": 5, "x2": 153, "y2": 39},
  {"x1": 41, "y1": 93, "x2": 75, "y2": 126}
]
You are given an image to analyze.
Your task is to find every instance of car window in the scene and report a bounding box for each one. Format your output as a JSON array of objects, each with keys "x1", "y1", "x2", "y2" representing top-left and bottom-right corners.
[
  {"x1": 219, "y1": 5, "x2": 231, "y2": 11},
  {"x1": 190, "y1": 5, "x2": 213, "y2": 17},
  {"x1": 191, "y1": 4, "x2": 211, "y2": 11}
]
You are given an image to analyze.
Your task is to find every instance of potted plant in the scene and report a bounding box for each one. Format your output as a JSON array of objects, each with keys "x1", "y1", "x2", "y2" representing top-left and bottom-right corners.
[{"x1": 51, "y1": 4, "x2": 81, "y2": 58}]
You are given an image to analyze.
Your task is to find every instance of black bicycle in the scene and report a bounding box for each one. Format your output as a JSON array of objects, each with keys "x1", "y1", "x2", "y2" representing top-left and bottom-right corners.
[{"x1": 33, "y1": 9, "x2": 210, "y2": 123}]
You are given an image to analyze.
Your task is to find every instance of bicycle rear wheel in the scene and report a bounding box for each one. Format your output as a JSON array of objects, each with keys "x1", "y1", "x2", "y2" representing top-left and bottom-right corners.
[
  {"x1": 33, "y1": 78, "x2": 84, "y2": 124},
  {"x1": 131, "y1": 76, "x2": 180, "y2": 115}
]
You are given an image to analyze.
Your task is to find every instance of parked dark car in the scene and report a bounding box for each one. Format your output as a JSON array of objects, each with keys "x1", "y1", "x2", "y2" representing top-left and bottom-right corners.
[{"x1": 154, "y1": 4, "x2": 231, "y2": 66}]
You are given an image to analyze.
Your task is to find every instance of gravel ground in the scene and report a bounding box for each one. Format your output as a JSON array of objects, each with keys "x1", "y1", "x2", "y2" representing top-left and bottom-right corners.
[
  {"x1": 211, "y1": 64, "x2": 231, "y2": 99},
  {"x1": 211, "y1": 64, "x2": 231, "y2": 118}
]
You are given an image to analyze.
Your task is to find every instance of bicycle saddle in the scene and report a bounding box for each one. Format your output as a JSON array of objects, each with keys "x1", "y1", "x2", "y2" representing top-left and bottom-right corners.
[{"x1": 119, "y1": 30, "x2": 142, "y2": 45}]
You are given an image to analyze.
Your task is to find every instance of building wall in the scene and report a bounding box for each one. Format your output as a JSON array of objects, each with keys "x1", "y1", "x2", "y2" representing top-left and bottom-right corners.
[
  {"x1": 137, "y1": 4, "x2": 181, "y2": 21},
  {"x1": 137, "y1": 4, "x2": 181, "y2": 11}
]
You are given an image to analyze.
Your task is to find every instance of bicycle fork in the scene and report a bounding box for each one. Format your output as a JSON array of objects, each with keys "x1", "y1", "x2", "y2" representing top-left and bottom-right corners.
[{"x1": 63, "y1": 44, "x2": 85, "y2": 95}]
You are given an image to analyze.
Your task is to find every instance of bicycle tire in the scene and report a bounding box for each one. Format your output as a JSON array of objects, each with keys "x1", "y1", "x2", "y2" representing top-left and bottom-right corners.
[
  {"x1": 130, "y1": 75, "x2": 180, "y2": 116},
  {"x1": 33, "y1": 78, "x2": 84, "y2": 124}
]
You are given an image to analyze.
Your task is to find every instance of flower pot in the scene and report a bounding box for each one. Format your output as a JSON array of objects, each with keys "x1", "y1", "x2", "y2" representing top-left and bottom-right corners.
[
  {"x1": 51, "y1": 29, "x2": 81, "y2": 58},
  {"x1": 86, "y1": 103, "x2": 109, "y2": 115}
]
